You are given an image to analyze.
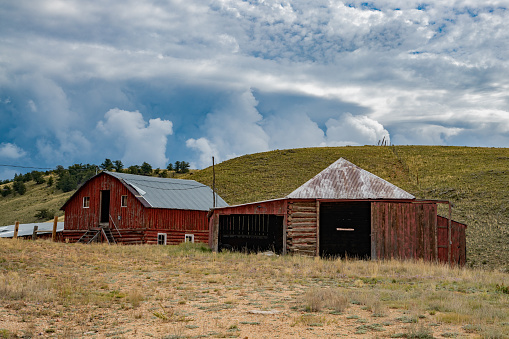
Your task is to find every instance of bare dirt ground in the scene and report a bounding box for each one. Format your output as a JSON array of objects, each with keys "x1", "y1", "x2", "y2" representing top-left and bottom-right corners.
[{"x1": 1, "y1": 241, "x2": 505, "y2": 338}]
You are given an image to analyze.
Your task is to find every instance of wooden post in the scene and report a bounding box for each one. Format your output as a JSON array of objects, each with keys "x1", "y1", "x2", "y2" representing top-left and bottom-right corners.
[
  {"x1": 32, "y1": 225, "x2": 38, "y2": 241},
  {"x1": 52, "y1": 216, "x2": 58, "y2": 242},
  {"x1": 13, "y1": 221, "x2": 20, "y2": 239},
  {"x1": 212, "y1": 156, "x2": 216, "y2": 208}
]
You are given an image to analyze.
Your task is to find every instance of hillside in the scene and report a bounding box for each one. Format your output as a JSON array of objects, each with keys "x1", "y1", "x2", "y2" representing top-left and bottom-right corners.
[
  {"x1": 1, "y1": 146, "x2": 508, "y2": 271},
  {"x1": 181, "y1": 146, "x2": 509, "y2": 272}
]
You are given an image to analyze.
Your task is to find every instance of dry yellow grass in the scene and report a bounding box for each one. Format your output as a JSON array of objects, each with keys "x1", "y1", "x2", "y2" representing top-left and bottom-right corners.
[{"x1": 0, "y1": 239, "x2": 507, "y2": 338}]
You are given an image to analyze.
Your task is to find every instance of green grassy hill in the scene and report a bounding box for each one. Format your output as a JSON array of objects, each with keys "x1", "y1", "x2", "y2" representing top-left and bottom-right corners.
[
  {"x1": 1, "y1": 146, "x2": 508, "y2": 271},
  {"x1": 182, "y1": 146, "x2": 509, "y2": 272}
]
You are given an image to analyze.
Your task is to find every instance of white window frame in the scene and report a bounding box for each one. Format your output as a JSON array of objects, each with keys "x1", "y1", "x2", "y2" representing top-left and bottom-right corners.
[
  {"x1": 83, "y1": 196, "x2": 90, "y2": 208},
  {"x1": 157, "y1": 233, "x2": 167, "y2": 245},
  {"x1": 121, "y1": 195, "x2": 127, "y2": 207},
  {"x1": 184, "y1": 234, "x2": 195, "y2": 243}
]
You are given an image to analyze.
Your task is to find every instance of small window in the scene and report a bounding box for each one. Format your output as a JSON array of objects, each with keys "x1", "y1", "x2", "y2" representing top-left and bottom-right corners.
[
  {"x1": 185, "y1": 234, "x2": 194, "y2": 243},
  {"x1": 121, "y1": 195, "x2": 127, "y2": 207},
  {"x1": 157, "y1": 233, "x2": 167, "y2": 245},
  {"x1": 83, "y1": 196, "x2": 90, "y2": 208}
]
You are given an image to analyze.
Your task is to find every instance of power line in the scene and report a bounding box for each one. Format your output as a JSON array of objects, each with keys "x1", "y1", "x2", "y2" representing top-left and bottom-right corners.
[{"x1": 0, "y1": 164, "x2": 54, "y2": 170}]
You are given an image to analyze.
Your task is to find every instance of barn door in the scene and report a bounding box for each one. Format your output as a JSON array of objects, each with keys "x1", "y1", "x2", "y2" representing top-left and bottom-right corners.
[
  {"x1": 319, "y1": 202, "x2": 371, "y2": 258},
  {"x1": 100, "y1": 190, "x2": 110, "y2": 224}
]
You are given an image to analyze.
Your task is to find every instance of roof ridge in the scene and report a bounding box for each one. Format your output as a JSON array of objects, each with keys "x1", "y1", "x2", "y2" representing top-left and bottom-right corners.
[{"x1": 286, "y1": 157, "x2": 414, "y2": 200}]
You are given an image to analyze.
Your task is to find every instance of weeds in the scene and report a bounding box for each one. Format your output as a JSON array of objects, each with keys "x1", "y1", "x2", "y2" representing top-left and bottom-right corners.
[{"x1": 0, "y1": 239, "x2": 507, "y2": 337}]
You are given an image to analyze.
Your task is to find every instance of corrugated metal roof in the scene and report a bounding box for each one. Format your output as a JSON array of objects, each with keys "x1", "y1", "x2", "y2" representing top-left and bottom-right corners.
[
  {"x1": 105, "y1": 171, "x2": 229, "y2": 211},
  {"x1": 0, "y1": 222, "x2": 64, "y2": 238},
  {"x1": 287, "y1": 158, "x2": 415, "y2": 200}
]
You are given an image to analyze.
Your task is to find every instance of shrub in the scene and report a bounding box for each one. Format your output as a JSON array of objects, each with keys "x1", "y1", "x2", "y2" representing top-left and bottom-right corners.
[
  {"x1": 12, "y1": 180, "x2": 26, "y2": 195},
  {"x1": 35, "y1": 209, "x2": 54, "y2": 220}
]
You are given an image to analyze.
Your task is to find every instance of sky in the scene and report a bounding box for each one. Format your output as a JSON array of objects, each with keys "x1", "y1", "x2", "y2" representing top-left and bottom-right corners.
[{"x1": 1, "y1": 0, "x2": 509, "y2": 180}]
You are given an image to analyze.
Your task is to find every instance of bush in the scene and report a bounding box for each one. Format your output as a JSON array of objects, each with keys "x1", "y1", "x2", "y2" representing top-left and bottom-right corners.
[
  {"x1": 56, "y1": 173, "x2": 78, "y2": 192},
  {"x1": 12, "y1": 180, "x2": 26, "y2": 195},
  {"x1": 31, "y1": 171, "x2": 45, "y2": 184},
  {"x1": 35, "y1": 209, "x2": 54, "y2": 220},
  {"x1": 1, "y1": 185, "x2": 12, "y2": 197}
]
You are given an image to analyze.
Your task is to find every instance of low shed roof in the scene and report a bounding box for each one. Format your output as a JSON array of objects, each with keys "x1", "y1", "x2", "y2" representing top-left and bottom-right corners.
[
  {"x1": 0, "y1": 222, "x2": 64, "y2": 238},
  {"x1": 287, "y1": 158, "x2": 415, "y2": 200}
]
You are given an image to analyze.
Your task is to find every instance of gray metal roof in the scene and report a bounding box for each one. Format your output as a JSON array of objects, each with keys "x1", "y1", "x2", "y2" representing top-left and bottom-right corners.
[
  {"x1": 287, "y1": 158, "x2": 415, "y2": 200},
  {"x1": 0, "y1": 222, "x2": 64, "y2": 238},
  {"x1": 105, "y1": 171, "x2": 228, "y2": 211}
]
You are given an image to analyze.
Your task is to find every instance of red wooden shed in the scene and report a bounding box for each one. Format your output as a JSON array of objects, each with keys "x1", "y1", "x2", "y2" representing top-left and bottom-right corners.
[
  {"x1": 61, "y1": 171, "x2": 228, "y2": 245},
  {"x1": 209, "y1": 158, "x2": 467, "y2": 265}
]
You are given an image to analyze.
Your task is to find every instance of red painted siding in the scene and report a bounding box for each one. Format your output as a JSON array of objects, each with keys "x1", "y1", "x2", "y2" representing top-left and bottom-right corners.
[
  {"x1": 372, "y1": 202, "x2": 438, "y2": 261},
  {"x1": 62, "y1": 172, "x2": 211, "y2": 245},
  {"x1": 62, "y1": 173, "x2": 145, "y2": 230},
  {"x1": 437, "y1": 216, "x2": 466, "y2": 266},
  {"x1": 211, "y1": 199, "x2": 287, "y2": 216}
]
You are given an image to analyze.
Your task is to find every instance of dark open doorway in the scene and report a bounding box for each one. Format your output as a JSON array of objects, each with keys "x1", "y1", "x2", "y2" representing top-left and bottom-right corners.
[
  {"x1": 319, "y1": 202, "x2": 371, "y2": 258},
  {"x1": 100, "y1": 190, "x2": 110, "y2": 224},
  {"x1": 218, "y1": 214, "x2": 284, "y2": 254}
]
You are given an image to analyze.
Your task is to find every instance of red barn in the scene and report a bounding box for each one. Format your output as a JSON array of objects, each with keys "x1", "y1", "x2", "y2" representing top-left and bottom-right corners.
[
  {"x1": 61, "y1": 171, "x2": 228, "y2": 245},
  {"x1": 209, "y1": 158, "x2": 467, "y2": 265}
]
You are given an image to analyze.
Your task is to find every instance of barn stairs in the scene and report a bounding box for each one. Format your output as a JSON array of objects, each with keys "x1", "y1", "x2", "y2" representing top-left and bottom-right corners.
[{"x1": 77, "y1": 226, "x2": 116, "y2": 244}]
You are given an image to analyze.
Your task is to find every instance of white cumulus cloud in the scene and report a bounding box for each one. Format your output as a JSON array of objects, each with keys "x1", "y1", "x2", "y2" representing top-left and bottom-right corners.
[
  {"x1": 187, "y1": 90, "x2": 270, "y2": 168},
  {"x1": 96, "y1": 108, "x2": 173, "y2": 168},
  {"x1": 0, "y1": 143, "x2": 26, "y2": 159},
  {"x1": 323, "y1": 113, "x2": 391, "y2": 146}
]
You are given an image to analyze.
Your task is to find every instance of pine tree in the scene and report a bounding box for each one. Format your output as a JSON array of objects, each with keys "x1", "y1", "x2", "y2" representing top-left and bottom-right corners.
[
  {"x1": 140, "y1": 162, "x2": 152, "y2": 175},
  {"x1": 113, "y1": 160, "x2": 124, "y2": 172},
  {"x1": 13, "y1": 180, "x2": 26, "y2": 195},
  {"x1": 100, "y1": 158, "x2": 114, "y2": 171}
]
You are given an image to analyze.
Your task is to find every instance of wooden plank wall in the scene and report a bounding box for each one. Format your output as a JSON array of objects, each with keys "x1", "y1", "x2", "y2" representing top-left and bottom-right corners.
[
  {"x1": 286, "y1": 200, "x2": 318, "y2": 256},
  {"x1": 145, "y1": 229, "x2": 209, "y2": 245},
  {"x1": 372, "y1": 202, "x2": 438, "y2": 261},
  {"x1": 144, "y1": 209, "x2": 209, "y2": 231},
  {"x1": 437, "y1": 216, "x2": 467, "y2": 266},
  {"x1": 62, "y1": 173, "x2": 145, "y2": 230}
]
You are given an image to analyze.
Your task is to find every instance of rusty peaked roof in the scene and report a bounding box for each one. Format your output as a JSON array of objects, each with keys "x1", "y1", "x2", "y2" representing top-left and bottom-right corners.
[{"x1": 286, "y1": 158, "x2": 415, "y2": 200}]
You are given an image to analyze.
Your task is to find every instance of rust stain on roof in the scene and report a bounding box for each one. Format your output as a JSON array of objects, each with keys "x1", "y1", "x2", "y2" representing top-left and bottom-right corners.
[{"x1": 287, "y1": 158, "x2": 415, "y2": 200}]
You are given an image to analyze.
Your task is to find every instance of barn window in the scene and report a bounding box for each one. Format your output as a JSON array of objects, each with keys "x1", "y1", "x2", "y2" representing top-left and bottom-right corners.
[
  {"x1": 157, "y1": 233, "x2": 167, "y2": 245},
  {"x1": 121, "y1": 195, "x2": 127, "y2": 207},
  {"x1": 185, "y1": 234, "x2": 194, "y2": 243},
  {"x1": 83, "y1": 196, "x2": 90, "y2": 208}
]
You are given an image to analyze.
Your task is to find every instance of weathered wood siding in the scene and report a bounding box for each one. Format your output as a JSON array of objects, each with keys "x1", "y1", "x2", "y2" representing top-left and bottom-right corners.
[
  {"x1": 437, "y1": 216, "x2": 466, "y2": 266},
  {"x1": 286, "y1": 200, "x2": 318, "y2": 256},
  {"x1": 62, "y1": 173, "x2": 145, "y2": 230},
  {"x1": 208, "y1": 199, "x2": 287, "y2": 251},
  {"x1": 371, "y1": 202, "x2": 438, "y2": 261},
  {"x1": 62, "y1": 172, "x2": 211, "y2": 245},
  {"x1": 145, "y1": 229, "x2": 209, "y2": 245}
]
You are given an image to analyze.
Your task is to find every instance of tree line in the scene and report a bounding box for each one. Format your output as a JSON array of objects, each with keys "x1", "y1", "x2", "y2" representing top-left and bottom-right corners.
[{"x1": 0, "y1": 159, "x2": 191, "y2": 196}]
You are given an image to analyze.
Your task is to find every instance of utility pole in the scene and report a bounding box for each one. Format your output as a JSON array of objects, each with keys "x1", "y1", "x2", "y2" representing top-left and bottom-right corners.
[{"x1": 212, "y1": 156, "x2": 216, "y2": 208}]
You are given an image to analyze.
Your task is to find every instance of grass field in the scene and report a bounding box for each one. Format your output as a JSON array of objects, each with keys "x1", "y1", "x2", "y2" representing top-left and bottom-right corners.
[
  {"x1": 1, "y1": 145, "x2": 508, "y2": 271},
  {"x1": 0, "y1": 240, "x2": 508, "y2": 338}
]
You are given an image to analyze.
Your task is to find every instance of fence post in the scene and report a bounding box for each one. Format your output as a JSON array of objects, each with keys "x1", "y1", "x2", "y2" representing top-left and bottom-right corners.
[
  {"x1": 52, "y1": 216, "x2": 58, "y2": 242},
  {"x1": 32, "y1": 225, "x2": 38, "y2": 241},
  {"x1": 13, "y1": 221, "x2": 19, "y2": 239}
]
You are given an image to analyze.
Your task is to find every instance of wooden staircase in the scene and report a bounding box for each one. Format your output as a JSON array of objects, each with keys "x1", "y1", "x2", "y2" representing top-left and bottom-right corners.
[
  {"x1": 102, "y1": 227, "x2": 116, "y2": 244},
  {"x1": 77, "y1": 226, "x2": 116, "y2": 244}
]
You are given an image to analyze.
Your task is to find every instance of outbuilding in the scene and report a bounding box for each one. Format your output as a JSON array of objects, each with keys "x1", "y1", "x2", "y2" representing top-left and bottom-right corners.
[
  {"x1": 61, "y1": 171, "x2": 228, "y2": 244},
  {"x1": 209, "y1": 158, "x2": 466, "y2": 265}
]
